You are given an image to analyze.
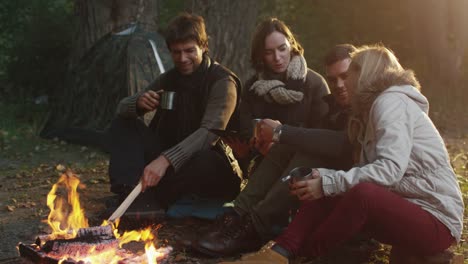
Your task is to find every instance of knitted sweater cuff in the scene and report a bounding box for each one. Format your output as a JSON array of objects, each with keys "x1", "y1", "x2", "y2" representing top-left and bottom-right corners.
[
  {"x1": 116, "y1": 94, "x2": 140, "y2": 117},
  {"x1": 162, "y1": 145, "x2": 188, "y2": 171}
]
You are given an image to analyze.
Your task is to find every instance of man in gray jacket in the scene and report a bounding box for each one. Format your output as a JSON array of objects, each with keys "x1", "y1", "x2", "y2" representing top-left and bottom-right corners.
[{"x1": 108, "y1": 13, "x2": 241, "y2": 210}]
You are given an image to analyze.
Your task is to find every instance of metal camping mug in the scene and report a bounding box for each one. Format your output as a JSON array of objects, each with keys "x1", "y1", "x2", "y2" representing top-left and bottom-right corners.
[
  {"x1": 252, "y1": 118, "x2": 262, "y2": 138},
  {"x1": 281, "y1": 166, "x2": 313, "y2": 183},
  {"x1": 160, "y1": 91, "x2": 176, "y2": 110}
]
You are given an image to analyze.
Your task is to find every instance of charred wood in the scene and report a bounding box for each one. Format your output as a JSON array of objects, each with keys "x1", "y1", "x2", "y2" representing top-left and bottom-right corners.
[
  {"x1": 42, "y1": 238, "x2": 118, "y2": 256},
  {"x1": 18, "y1": 243, "x2": 79, "y2": 264},
  {"x1": 36, "y1": 225, "x2": 114, "y2": 245}
]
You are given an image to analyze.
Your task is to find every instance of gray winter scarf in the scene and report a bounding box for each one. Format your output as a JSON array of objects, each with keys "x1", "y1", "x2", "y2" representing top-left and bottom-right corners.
[{"x1": 250, "y1": 55, "x2": 308, "y2": 105}]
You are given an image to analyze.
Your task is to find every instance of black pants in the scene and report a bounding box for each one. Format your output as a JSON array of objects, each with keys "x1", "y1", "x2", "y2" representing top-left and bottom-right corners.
[{"x1": 108, "y1": 117, "x2": 240, "y2": 207}]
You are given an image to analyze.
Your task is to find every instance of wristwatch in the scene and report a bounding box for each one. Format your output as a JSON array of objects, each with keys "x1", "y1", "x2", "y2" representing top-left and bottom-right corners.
[{"x1": 272, "y1": 125, "x2": 283, "y2": 143}]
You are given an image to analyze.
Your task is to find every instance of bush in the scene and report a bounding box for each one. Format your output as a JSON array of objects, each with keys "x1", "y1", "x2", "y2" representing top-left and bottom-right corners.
[{"x1": 0, "y1": 0, "x2": 74, "y2": 102}]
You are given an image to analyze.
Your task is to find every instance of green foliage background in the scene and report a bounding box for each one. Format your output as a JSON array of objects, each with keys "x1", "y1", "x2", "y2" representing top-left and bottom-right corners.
[{"x1": 0, "y1": 0, "x2": 74, "y2": 101}]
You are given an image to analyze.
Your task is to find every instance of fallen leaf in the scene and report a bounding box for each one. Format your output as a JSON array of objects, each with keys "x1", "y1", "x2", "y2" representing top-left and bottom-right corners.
[
  {"x1": 56, "y1": 164, "x2": 66, "y2": 171},
  {"x1": 174, "y1": 254, "x2": 186, "y2": 261},
  {"x1": 6, "y1": 205, "x2": 15, "y2": 212},
  {"x1": 88, "y1": 179, "x2": 99, "y2": 184}
]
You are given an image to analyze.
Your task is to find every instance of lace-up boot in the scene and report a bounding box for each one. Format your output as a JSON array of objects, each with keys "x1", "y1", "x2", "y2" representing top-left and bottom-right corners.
[{"x1": 193, "y1": 214, "x2": 263, "y2": 257}]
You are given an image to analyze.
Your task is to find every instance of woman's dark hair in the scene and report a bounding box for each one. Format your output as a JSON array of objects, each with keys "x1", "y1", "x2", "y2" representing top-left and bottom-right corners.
[
  {"x1": 250, "y1": 18, "x2": 303, "y2": 72},
  {"x1": 324, "y1": 44, "x2": 357, "y2": 66},
  {"x1": 164, "y1": 12, "x2": 208, "y2": 51}
]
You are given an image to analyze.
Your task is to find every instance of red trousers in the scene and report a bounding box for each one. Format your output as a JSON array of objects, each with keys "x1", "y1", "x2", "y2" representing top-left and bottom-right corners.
[{"x1": 275, "y1": 183, "x2": 454, "y2": 257}]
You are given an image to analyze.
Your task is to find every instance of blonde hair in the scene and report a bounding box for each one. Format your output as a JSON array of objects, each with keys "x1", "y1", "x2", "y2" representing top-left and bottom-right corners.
[
  {"x1": 347, "y1": 45, "x2": 405, "y2": 160},
  {"x1": 348, "y1": 45, "x2": 404, "y2": 116}
]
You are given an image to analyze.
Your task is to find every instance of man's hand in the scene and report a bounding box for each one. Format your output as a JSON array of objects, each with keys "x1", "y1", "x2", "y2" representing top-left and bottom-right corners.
[
  {"x1": 141, "y1": 155, "x2": 171, "y2": 191},
  {"x1": 137, "y1": 90, "x2": 161, "y2": 112},
  {"x1": 289, "y1": 169, "x2": 323, "y2": 201},
  {"x1": 257, "y1": 119, "x2": 282, "y2": 143}
]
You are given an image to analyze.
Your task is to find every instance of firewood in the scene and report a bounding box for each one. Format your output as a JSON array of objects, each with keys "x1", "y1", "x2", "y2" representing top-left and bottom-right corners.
[
  {"x1": 77, "y1": 225, "x2": 114, "y2": 239},
  {"x1": 36, "y1": 225, "x2": 114, "y2": 245},
  {"x1": 42, "y1": 238, "x2": 119, "y2": 257},
  {"x1": 18, "y1": 243, "x2": 79, "y2": 264}
]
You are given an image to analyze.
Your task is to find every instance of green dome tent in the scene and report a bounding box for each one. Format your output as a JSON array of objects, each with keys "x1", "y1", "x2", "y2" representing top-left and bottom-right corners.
[{"x1": 41, "y1": 24, "x2": 172, "y2": 150}]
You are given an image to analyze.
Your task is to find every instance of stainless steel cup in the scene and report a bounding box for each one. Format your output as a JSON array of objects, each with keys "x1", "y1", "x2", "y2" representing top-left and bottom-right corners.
[
  {"x1": 252, "y1": 118, "x2": 262, "y2": 138},
  {"x1": 160, "y1": 91, "x2": 176, "y2": 110},
  {"x1": 281, "y1": 166, "x2": 312, "y2": 183}
]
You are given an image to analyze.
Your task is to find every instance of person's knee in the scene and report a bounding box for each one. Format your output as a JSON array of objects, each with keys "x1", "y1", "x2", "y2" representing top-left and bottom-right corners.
[
  {"x1": 110, "y1": 116, "x2": 129, "y2": 130},
  {"x1": 109, "y1": 117, "x2": 142, "y2": 133}
]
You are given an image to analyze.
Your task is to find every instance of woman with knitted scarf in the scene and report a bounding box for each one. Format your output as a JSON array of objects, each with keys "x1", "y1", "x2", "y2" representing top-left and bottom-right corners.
[
  {"x1": 227, "y1": 17, "x2": 329, "y2": 177},
  {"x1": 192, "y1": 18, "x2": 330, "y2": 257}
]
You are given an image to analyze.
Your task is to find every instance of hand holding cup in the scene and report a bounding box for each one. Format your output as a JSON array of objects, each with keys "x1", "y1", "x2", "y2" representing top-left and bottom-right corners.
[
  {"x1": 286, "y1": 167, "x2": 323, "y2": 201},
  {"x1": 137, "y1": 90, "x2": 161, "y2": 112}
]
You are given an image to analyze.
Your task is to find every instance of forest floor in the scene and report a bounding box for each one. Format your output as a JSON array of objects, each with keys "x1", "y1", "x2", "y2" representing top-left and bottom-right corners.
[{"x1": 0, "y1": 102, "x2": 467, "y2": 264}]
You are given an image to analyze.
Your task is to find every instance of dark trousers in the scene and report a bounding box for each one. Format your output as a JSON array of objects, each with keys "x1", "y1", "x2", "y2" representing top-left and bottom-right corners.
[
  {"x1": 234, "y1": 144, "x2": 329, "y2": 239},
  {"x1": 275, "y1": 183, "x2": 454, "y2": 257},
  {"x1": 108, "y1": 117, "x2": 240, "y2": 207}
]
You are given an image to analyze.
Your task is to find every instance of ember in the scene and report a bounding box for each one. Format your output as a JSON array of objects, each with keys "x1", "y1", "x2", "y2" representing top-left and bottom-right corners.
[{"x1": 18, "y1": 172, "x2": 172, "y2": 264}]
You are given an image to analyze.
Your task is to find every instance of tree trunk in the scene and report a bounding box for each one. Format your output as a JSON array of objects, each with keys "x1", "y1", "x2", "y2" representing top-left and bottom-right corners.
[
  {"x1": 189, "y1": 0, "x2": 260, "y2": 81},
  {"x1": 406, "y1": 0, "x2": 468, "y2": 94}
]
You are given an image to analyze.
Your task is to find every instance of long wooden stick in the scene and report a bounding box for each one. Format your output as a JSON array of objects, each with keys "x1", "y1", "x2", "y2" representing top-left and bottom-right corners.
[{"x1": 108, "y1": 182, "x2": 142, "y2": 222}]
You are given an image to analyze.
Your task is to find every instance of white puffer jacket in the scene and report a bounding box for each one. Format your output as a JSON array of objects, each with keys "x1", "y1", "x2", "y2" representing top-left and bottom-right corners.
[{"x1": 319, "y1": 84, "x2": 464, "y2": 241}]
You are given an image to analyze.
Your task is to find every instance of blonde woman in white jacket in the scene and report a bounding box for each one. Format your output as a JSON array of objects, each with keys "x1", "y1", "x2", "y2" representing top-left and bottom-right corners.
[{"x1": 221, "y1": 45, "x2": 464, "y2": 264}]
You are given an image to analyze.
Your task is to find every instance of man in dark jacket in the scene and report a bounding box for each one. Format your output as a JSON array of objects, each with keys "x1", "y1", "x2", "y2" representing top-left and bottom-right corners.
[
  {"x1": 193, "y1": 44, "x2": 356, "y2": 257},
  {"x1": 108, "y1": 13, "x2": 242, "y2": 210}
]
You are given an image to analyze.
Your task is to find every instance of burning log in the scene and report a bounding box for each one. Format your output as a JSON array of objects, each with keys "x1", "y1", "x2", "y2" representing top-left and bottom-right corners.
[
  {"x1": 36, "y1": 225, "x2": 114, "y2": 245},
  {"x1": 42, "y1": 237, "x2": 119, "y2": 256},
  {"x1": 18, "y1": 243, "x2": 80, "y2": 264},
  {"x1": 39, "y1": 225, "x2": 117, "y2": 256},
  {"x1": 77, "y1": 225, "x2": 114, "y2": 239}
]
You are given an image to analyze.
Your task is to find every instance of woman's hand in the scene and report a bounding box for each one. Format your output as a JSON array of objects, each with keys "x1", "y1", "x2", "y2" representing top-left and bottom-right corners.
[
  {"x1": 141, "y1": 155, "x2": 171, "y2": 191},
  {"x1": 289, "y1": 169, "x2": 323, "y2": 201}
]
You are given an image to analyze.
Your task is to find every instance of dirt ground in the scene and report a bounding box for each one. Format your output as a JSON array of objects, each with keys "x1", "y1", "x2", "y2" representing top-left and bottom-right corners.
[{"x1": 0, "y1": 111, "x2": 467, "y2": 263}]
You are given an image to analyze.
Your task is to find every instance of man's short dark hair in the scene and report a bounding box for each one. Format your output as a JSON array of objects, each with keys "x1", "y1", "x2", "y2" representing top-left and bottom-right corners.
[
  {"x1": 164, "y1": 12, "x2": 208, "y2": 51},
  {"x1": 324, "y1": 44, "x2": 357, "y2": 66}
]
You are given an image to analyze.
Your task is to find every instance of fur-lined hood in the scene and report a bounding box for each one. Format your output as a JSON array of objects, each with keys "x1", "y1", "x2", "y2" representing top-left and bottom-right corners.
[{"x1": 353, "y1": 69, "x2": 423, "y2": 116}]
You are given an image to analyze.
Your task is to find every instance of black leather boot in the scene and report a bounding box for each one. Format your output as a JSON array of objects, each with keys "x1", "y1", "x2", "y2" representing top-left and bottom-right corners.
[{"x1": 193, "y1": 214, "x2": 263, "y2": 257}]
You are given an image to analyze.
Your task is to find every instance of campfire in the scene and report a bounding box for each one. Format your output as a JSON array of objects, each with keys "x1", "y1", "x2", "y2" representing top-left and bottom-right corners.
[{"x1": 18, "y1": 172, "x2": 172, "y2": 263}]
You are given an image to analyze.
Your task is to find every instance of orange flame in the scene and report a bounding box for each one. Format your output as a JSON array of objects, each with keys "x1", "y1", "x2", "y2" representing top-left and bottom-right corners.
[
  {"x1": 42, "y1": 172, "x2": 170, "y2": 263},
  {"x1": 46, "y1": 173, "x2": 88, "y2": 239}
]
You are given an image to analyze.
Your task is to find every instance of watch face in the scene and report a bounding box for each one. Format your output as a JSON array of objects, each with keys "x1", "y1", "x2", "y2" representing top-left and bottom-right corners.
[{"x1": 273, "y1": 126, "x2": 282, "y2": 142}]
